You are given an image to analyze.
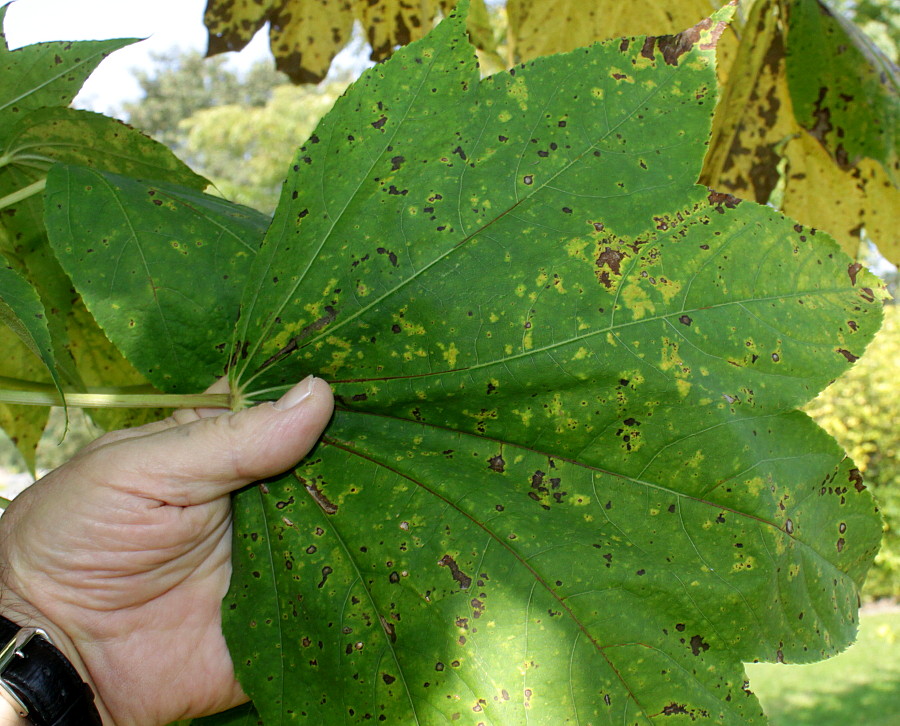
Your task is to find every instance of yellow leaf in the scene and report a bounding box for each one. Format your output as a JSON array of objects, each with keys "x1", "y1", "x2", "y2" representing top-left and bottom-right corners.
[
  {"x1": 66, "y1": 301, "x2": 166, "y2": 432},
  {"x1": 269, "y1": 0, "x2": 356, "y2": 84},
  {"x1": 205, "y1": 0, "x2": 276, "y2": 55},
  {"x1": 506, "y1": 0, "x2": 738, "y2": 87},
  {"x1": 782, "y1": 132, "x2": 900, "y2": 262},
  {"x1": 0, "y1": 325, "x2": 50, "y2": 473},
  {"x1": 204, "y1": 0, "x2": 496, "y2": 84},
  {"x1": 702, "y1": 0, "x2": 795, "y2": 204}
]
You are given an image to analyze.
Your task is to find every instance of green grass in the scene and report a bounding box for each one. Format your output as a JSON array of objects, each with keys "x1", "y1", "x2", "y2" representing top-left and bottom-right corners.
[{"x1": 748, "y1": 609, "x2": 900, "y2": 726}]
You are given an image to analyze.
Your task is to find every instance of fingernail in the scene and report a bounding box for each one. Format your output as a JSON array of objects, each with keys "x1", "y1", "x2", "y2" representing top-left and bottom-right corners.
[{"x1": 274, "y1": 375, "x2": 317, "y2": 410}]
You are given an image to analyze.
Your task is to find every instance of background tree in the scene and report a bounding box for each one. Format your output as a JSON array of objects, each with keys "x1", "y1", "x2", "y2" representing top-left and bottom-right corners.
[
  {"x1": 122, "y1": 50, "x2": 288, "y2": 152},
  {"x1": 121, "y1": 51, "x2": 351, "y2": 212}
]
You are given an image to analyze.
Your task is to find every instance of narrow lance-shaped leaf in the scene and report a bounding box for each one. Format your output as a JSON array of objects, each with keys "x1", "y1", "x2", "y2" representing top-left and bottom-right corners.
[
  {"x1": 44, "y1": 165, "x2": 269, "y2": 394},
  {"x1": 0, "y1": 324, "x2": 51, "y2": 473},
  {"x1": 224, "y1": 5, "x2": 885, "y2": 724},
  {"x1": 0, "y1": 253, "x2": 62, "y2": 397}
]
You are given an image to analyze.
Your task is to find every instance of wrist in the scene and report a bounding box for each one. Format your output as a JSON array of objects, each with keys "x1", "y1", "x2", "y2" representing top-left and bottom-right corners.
[
  {"x1": 0, "y1": 599, "x2": 113, "y2": 726},
  {"x1": 0, "y1": 696, "x2": 20, "y2": 725}
]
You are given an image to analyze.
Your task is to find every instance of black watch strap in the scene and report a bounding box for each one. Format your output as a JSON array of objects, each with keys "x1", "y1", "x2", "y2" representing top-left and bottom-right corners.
[{"x1": 0, "y1": 615, "x2": 102, "y2": 725}]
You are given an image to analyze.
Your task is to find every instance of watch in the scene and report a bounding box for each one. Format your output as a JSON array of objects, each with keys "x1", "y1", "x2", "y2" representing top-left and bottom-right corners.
[{"x1": 0, "y1": 615, "x2": 102, "y2": 725}]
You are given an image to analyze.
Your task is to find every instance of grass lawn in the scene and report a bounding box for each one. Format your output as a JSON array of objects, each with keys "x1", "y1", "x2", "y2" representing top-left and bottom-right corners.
[{"x1": 747, "y1": 608, "x2": 900, "y2": 726}]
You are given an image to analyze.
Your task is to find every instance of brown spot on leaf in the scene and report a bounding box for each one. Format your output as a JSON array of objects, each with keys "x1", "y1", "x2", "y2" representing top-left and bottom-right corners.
[
  {"x1": 656, "y1": 16, "x2": 713, "y2": 66},
  {"x1": 849, "y1": 468, "x2": 865, "y2": 492},
  {"x1": 662, "y1": 703, "x2": 689, "y2": 716},
  {"x1": 596, "y1": 247, "x2": 625, "y2": 289},
  {"x1": 304, "y1": 479, "x2": 338, "y2": 515},
  {"x1": 488, "y1": 455, "x2": 505, "y2": 473},
  {"x1": 438, "y1": 554, "x2": 472, "y2": 589},
  {"x1": 689, "y1": 634, "x2": 710, "y2": 655},
  {"x1": 708, "y1": 189, "x2": 741, "y2": 209},
  {"x1": 317, "y1": 566, "x2": 333, "y2": 588},
  {"x1": 380, "y1": 614, "x2": 397, "y2": 643}
]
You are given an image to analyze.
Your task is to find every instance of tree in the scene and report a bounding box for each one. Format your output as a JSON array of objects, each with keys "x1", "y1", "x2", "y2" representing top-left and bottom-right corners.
[
  {"x1": 122, "y1": 50, "x2": 288, "y2": 154},
  {"x1": 178, "y1": 81, "x2": 348, "y2": 212}
]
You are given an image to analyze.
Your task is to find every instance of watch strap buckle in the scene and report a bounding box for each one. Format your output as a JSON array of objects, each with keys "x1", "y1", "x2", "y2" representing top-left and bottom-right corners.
[{"x1": 0, "y1": 626, "x2": 52, "y2": 717}]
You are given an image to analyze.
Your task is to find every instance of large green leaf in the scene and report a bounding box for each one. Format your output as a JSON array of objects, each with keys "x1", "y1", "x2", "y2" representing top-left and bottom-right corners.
[
  {"x1": 223, "y1": 5, "x2": 885, "y2": 723},
  {"x1": 0, "y1": 6, "x2": 134, "y2": 137},
  {"x1": 44, "y1": 165, "x2": 268, "y2": 393}
]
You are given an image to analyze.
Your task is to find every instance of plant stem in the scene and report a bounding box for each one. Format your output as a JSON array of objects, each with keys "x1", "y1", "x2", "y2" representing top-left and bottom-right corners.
[
  {"x1": 0, "y1": 388, "x2": 231, "y2": 409},
  {"x1": 0, "y1": 178, "x2": 46, "y2": 211}
]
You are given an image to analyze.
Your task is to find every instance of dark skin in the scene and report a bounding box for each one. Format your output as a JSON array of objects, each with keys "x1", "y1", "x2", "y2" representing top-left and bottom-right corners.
[{"x1": 0, "y1": 376, "x2": 334, "y2": 725}]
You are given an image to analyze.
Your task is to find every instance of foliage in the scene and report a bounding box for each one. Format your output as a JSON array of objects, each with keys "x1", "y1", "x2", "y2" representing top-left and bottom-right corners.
[
  {"x1": 0, "y1": 5, "x2": 213, "y2": 469},
  {"x1": 807, "y1": 305, "x2": 900, "y2": 600},
  {"x1": 0, "y1": 2, "x2": 893, "y2": 725},
  {"x1": 118, "y1": 49, "x2": 346, "y2": 213},
  {"x1": 213, "y1": 0, "x2": 898, "y2": 269},
  {"x1": 703, "y1": 0, "x2": 899, "y2": 267},
  {"x1": 29, "y1": 4, "x2": 892, "y2": 723},
  {"x1": 746, "y1": 609, "x2": 900, "y2": 726}
]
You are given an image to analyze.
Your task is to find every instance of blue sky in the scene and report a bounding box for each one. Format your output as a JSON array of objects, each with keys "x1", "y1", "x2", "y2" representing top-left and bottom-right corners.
[{"x1": 0, "y1": 0, "x2": 271, "y2": 114}]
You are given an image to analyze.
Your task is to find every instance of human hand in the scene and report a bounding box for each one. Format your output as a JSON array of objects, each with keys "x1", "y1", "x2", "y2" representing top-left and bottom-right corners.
[{"x1": 0, "y1": 376, "x2": 333, "y2": 725}]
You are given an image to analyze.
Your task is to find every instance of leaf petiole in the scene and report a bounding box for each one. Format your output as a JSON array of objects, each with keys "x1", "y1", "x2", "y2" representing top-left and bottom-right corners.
[
  {"x1": 0, "y1": 178, "x2": 46, "y2": 211},
  {"x1": 0, "y1": 387, "x2": 232, "y2": 410}
]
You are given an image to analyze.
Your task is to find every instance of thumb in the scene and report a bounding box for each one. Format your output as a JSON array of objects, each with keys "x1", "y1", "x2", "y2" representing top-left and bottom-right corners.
[{"x1": 94, "y1": 376, "x2": 334, "y2": 505}]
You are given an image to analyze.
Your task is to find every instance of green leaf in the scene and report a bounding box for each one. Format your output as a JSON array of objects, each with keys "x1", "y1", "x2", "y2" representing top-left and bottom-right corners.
[
  {"x1": 0, "y1": 107, "x2": 209, "y2": 188},
  {"x1": 44, "y1": 164, "x2": 268, "y2": 393},
  {"x1": 188, "y1": 703, "x2": 261, "y2": 726},
  {"x1": 224, "y1": 6, "x2": 885, "y2": 723},
  {"x1": 0, "y1": 252, "x2": 62, "y2": 395},
  {"x1": 0, "y1": 6, "x2": 135, "y2": 138},
  {"x1": 785, "y1": 0, "x2": 899, "y2": 184}
]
